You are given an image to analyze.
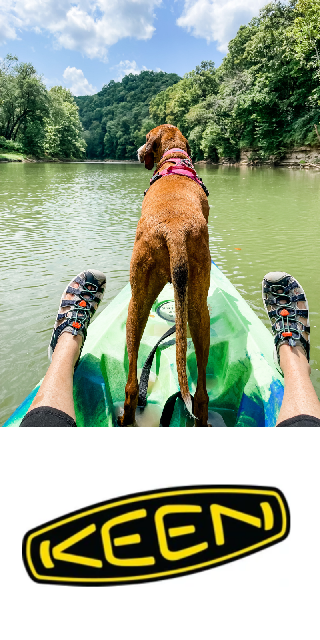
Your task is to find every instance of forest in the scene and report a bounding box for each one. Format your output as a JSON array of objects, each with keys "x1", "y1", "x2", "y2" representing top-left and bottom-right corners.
[
  {"x1": 0, "y1": 55, "x2": 86, "y2": 159},
  {"x1": 150, "y1": 0, "x2": 320, "y2": 162},
  {"x1": 75, "y1": 71, "x2": 181, "y2": 159},
  {"x1": 1, "y1": 0, "x2": 319, "y2": 162}
]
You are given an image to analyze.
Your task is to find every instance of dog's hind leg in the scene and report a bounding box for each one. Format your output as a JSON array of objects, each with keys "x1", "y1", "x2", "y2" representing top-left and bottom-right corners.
[
  {"x1": 187, "y1": 252, "x2": 211, "y2": 427},
  {"x1": 118, "y1": 267, "x2": 168, "y2": 427}
]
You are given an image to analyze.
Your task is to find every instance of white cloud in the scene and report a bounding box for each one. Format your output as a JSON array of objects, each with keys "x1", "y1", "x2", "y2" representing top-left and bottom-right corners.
[
  {"x1": 0, "y1": 0, "x2": 162, "y2": 59},
  {"x1": 63, "y1": 66, "x2": 96, "y2": 95},
  {"x1": 114, "y1": 60, "x2": 150, "y2": 81},
  {"x1": 177, "y1": 0, "x2": 267, "y2": 52},
  {"x1": 0, "y1": 0, "x2": 20, "y2": 45}
]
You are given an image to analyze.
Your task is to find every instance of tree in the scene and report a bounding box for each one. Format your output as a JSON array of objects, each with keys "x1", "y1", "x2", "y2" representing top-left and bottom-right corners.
[
  {"x1": 291, "y1": 0, "x2": 320, "y2": 67},
  {"x1": 44, "y1": 87, "x2": 86, "y2": 158},
  {"x1": 75, "y1": 71, "x2": 181, "y2": 159},
  {"x1": 0, "y1": 54, "x2": 48, "y2": 142}
]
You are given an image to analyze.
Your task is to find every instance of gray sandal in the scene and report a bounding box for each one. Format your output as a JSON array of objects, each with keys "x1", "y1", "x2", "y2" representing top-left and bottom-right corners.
[
  {"x1": 48, "y1": 269, "x2": 106, "y2": 367},
  {"x1": 262, "y1": 272, "x2": 310, "y2": 364}
]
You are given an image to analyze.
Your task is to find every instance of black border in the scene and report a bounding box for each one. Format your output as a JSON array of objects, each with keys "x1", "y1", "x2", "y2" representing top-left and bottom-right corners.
[{"x1": 22, "y1": 484, "x2": 291, "y2": 588}]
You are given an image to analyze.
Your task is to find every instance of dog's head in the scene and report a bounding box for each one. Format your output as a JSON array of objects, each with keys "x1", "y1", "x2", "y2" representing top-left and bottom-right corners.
[{"x1": 138, "y1": 124, "x2": 191, "y2": 170}]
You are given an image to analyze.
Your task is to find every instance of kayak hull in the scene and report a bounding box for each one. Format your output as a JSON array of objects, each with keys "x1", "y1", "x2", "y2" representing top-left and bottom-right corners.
[{"x1": 3, "y1": 263, "x2": 284, "y2": 427}]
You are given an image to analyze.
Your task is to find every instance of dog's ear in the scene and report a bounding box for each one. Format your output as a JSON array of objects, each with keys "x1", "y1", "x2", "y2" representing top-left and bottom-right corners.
[
  {"x1": 144, "y1": 131, "x2": 159, "y2": 170},
  {"x1": 144, "y1": 151, "x2": 155, "y2": 170},
  {"x1": 186, "y1": 141, "x2": 191, "y2": 157}
]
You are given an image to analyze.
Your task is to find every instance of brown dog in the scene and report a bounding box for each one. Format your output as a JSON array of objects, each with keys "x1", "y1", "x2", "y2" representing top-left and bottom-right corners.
[{"x1": 118, "y1": 124, "x2": 211, "y2": 427}]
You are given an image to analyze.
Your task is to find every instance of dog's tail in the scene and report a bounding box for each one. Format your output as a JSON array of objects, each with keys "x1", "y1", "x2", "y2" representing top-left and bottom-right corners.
[{"x1": 166, "y1": 234, "x2": 193, "y2": 417}]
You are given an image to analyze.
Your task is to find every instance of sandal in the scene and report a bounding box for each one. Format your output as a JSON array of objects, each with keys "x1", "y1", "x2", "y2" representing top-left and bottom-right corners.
[
  {"x1": 262, "y1": 271, "x2": 310, "y2": 365},
  {"x1": 48, "y1": 269, "x2": 106, "y2": 367}
]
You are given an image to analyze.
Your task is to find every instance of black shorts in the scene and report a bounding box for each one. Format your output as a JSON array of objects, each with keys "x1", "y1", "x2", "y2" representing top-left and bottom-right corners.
[
  {"x1": 277, "y1": 415, "x2": 320, "y2": 427},
  {"x1": 20, "y1": 407, "x2": 77, "y2": 428},
  {"x1": 20, "y1": 407, "x2": 320, "y2": 428}
]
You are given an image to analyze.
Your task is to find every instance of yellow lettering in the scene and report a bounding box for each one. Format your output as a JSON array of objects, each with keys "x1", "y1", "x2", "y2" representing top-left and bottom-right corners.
[
  {"x1": 40, "y1": 540, "x2": 54, "y2": 569},
  {"x1": 261, "y1": 502, "x2": 274, "y2": 531},
  {"x1": 52, "y1": 524, "x2": 102, "y2": 568},
  {"x1": 101, "y1": 509, "x2": 155, "y2": 567},
  {"x1": 210, "y1": 502, "x2": 274, "y2": 546},
  {"x1": 155, "y1": 505, "x2": 208, "y2": 561},
  {"x1": 210, "y1": 505, "x2": 262, "y2": 546}
]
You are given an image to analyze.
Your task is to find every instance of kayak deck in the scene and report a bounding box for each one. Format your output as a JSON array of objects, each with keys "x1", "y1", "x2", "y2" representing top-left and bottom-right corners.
[{"x1": 3, "y1": 263, "x2": 284, "y2": 427}]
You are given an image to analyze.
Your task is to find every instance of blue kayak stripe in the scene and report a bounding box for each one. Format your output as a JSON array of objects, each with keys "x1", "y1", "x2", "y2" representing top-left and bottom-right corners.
[{"x1": 2, "y1": 386, "x2": 39, "y2": 427}]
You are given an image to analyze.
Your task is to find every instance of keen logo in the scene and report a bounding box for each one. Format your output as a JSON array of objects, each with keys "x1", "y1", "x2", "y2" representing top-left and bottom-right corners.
[{"x1": 22, "y1": 486, "x2": 290, "y2": 585}]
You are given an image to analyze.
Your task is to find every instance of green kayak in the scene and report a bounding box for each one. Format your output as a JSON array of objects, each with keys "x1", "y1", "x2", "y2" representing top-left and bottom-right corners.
[{"x1": 3, "y1": 262, "x2": 284, "y2": 428}]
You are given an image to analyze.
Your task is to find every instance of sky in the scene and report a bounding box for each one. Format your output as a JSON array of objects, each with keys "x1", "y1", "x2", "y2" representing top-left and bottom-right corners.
[{"x1": 0, "y1": 0, "x2": 268, "y2": 96}]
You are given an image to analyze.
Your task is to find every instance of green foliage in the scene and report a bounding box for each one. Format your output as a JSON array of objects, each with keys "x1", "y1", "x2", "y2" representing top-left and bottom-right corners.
[
  {"x1": 0, "y1": 55, "x2": 86, "y2": 158},
  {"x1": 291, "y1": 0, "x2": 320, "y2": 66},
  {"x1": 75, "y1": 71, "x2": 181, "y2": 159},
  {"x1": 150, "y1": 2, "x2": 320, "y2": 161},
  {"x1": 150, "y1": 61, "x2": 218, "y2": 148},
  {"x1": 44, "y1": 87, "x2": 86, "y2": 158},
  {"x1": 0, "y1": 54, "x2": 49, "y2": 153},
  {"x1": 0, "y1": 135, "x2": 22, "y2": 152}
]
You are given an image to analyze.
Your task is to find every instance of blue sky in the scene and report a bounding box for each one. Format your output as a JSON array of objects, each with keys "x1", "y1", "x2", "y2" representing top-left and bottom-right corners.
[{"x1": 0, "y1": 1, "x2": 267, "y2": 95}]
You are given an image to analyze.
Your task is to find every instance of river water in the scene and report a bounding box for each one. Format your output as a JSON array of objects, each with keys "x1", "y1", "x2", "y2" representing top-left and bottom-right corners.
[{"x1": 1, "y1": 162, "x2": 319, "y2": 425}]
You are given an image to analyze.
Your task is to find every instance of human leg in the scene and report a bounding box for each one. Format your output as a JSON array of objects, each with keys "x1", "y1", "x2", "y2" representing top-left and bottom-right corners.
[
  {"x1": 262, "y1": 272, "x2": 320, "y2": 427},
  {"x1": 20, "y1": 269, "x2": 106, "y2": 427},
  {"x1": 277, "y1": 344, "x2": 320, "y2": 425},
  {"x1": 25, "y1": 332, "x2": 82, "y2": 421}
]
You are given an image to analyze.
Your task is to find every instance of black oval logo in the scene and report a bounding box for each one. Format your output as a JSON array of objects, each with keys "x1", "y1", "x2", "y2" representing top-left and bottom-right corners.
[{"x1": 22, "y1": 485, "x2": 290, "y2": 585}]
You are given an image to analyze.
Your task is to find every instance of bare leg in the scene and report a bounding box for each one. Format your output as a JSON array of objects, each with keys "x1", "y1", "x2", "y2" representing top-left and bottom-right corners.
[
  {"x1": 27, "y1": 278, "x2": 98, "y2": 421},
  {"x1": 264, "y1": 275, "x2": 320, "y2": 425},
  {"x1": 276, "y1": 345, "x2": 320, "y2": 425},
  {"x1": 27, "y1": 333, "x2": 82, "y2": 420}
]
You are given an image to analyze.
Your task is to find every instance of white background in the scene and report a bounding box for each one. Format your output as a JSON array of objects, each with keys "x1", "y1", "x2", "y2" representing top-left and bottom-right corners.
[{"x1": 0, "y1": 478, "x2": 320, "y2": 608}]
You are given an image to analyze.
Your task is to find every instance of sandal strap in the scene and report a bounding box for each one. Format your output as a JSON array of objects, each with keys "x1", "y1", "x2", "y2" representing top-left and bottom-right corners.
[
  {"x1": 268, "y1": 307, "x2": 309, "y2": 320},
  {"x1": 263, "y1": 279, "x2": 300, "y2": 294},
  {"x1": 66, "y1": 285, "x2": 103, "y2": 304},
  {"x1": 271, "y1": 319, "x2": 310, "y2": 334},
  {"x1": 61, "y1": 298, "x2": 76, "y2": 308},
  {"x1": 275, "y1": 332, "x2": 310, "y2": 361},
  {"x1": 60, "y1": 298, "x2": 94, "y2": 311},
  {"x1": 291, "y1": 293, "x2": 306, "y2": 303}
]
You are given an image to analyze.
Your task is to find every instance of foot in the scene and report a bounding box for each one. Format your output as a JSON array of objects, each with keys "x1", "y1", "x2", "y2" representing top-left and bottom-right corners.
[
  {"x1": 117, "y1": 385, "x2": 139, "y2": 426},
  {"x1": 262, "y1": 272, "x2": 310, "y2": 366},
  {"x1": 49, "y1": 269, "x2": 106, "y2": 368}
]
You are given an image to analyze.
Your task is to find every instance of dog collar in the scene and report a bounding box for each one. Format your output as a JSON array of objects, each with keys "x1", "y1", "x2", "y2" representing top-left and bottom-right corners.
[
  {"x1": 144, "y1": 156, "x2": 209, "y2": 198},
  {"x1": 162, "y1": 148, "x2": 189, "y2": 160}
]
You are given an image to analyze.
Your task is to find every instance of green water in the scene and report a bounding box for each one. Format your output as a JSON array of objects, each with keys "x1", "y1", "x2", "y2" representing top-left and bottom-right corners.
[{"x1": 1, "y1": 162, "x2": 319, "y2": 425}]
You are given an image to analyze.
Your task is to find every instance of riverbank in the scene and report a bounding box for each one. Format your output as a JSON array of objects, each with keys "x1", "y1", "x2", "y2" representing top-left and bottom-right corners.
[
  {"x1": 0, "y1": 152, "x2": 25, "y2": 162},
  {"x1": 0, "y1": 155, "x2": 140, "y2": 164},
  {"x1": 2, "y1": 150, "x2": 319, "y2": 169},
  {"x1": 195, "y1": 160, "x2": 320, "y2": 170},
  {"x1": 195, "y1": 145, "x2": 320, "y2": 170}
]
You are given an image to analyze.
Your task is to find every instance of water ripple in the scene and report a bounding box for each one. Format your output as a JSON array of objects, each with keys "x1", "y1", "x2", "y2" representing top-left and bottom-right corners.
[{"x1": 1, "y1": 163, "x2": 319, "y2": 423}]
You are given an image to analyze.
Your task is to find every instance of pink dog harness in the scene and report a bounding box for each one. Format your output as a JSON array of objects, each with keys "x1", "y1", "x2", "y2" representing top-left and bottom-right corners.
[{"x1": 144, "y1": 148, "x2": 209, "y2": 197}]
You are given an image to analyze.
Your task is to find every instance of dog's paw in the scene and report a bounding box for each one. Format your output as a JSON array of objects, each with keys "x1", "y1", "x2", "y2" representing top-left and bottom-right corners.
[{"x1": 117, "y1": 414, "x2": 137, "y2": 427}]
